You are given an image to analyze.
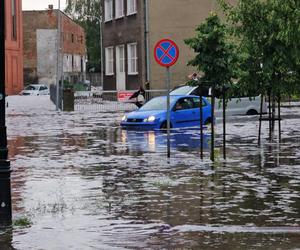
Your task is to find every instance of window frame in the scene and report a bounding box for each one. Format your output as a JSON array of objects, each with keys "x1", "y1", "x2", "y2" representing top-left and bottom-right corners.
[
  {"x1": 12, "y1": 0, "x2": 17, "y2": 40},
  {"x1": 104, "y1": 0, "x2": 113, "y2": 22},
  {"x1": 115, "y1": 0, "x2": 124, "y2": 19},
  {"x1": 126, "y1": 0, "x2": 137, "y2": 16},
  {"x1": 105, "y1": 46, "x2": 114, "y2": 76},
  {"x1": 127, "y1": 43, "x2": 138, "y2": 75}
]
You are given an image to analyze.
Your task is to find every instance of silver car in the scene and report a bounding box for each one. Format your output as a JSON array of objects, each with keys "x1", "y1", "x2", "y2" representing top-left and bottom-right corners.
[
  {"x1": 170, "y1": 85, "x2": 267, "y2": 116},
  {"x1": 20, "y1": 84, "x2": 50, "y2": 96}
]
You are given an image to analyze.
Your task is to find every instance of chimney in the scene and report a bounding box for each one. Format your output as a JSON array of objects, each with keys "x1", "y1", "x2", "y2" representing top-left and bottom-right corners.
[{"x1": 47, "y1": 4, "x2": 54, "y2": 16}]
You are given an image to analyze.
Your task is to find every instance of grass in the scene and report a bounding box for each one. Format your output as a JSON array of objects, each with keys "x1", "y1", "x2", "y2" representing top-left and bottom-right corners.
[{"x1": 13, "y1": 217, "x2": 32, "y2": 228}]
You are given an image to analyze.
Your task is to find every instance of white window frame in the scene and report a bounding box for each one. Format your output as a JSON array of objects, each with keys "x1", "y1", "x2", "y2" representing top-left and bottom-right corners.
[
  {"x1": 126, "y1": 0, "x2": 137, "y2": 16},
  {"x1": 115, "y1": 0, "x2": 124, "y2": 19},
  {"x1": 104, "y1": 0, "x2": 113, "y2": 22},
  {"x1": 127, "y1": 43, "x2": 138, "y2": 75},
  {"x1": 117, "y1": 45, "x2": 125, "y2": 73},
  {"x1": 105, "y1": 46, "x2": 114, "y2": 75}
]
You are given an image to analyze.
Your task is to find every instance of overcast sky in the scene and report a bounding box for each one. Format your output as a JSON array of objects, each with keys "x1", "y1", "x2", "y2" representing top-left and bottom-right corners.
[{"x1": 22, "y1": 0, "x2": 66, "y2": 10}]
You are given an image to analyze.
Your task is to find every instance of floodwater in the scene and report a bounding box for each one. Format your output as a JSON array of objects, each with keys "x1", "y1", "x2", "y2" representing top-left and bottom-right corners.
[{"x1": 1, "y1": 96, "x2": 300, "y2": 249}]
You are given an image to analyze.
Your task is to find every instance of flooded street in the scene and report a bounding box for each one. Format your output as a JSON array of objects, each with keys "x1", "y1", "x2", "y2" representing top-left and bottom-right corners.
[{"x1": 1, "y1": 96, "x2": 300, "y2": 249}]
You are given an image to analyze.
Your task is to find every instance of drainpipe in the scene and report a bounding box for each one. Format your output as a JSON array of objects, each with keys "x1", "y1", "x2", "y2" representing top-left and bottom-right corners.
[{"x1": 144, "y1": 0, "x2": 150, "y2": 88}]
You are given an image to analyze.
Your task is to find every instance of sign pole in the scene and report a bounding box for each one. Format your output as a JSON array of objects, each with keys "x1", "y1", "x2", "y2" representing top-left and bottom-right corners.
[
  {"x1": 0, "y1": 0, "x2": 12, "y2": 224},
  {"x1": 154, "y1": 39, "x2": 179, "y2": 159},
  {"x1": 166, "y1": 67, "x2": 171, "y2": 158}
]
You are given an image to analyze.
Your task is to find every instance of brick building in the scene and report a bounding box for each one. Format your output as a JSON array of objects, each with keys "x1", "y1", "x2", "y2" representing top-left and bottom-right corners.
[
  {"x1": 5, "y1": 0, "x2": 24, "y2": 95},
  {"x1": 23, "y1": 6, "x2": 86, "y2": 86},
  {"x1": 102, "y1": 0, "x2": 235, "y2": 91}
]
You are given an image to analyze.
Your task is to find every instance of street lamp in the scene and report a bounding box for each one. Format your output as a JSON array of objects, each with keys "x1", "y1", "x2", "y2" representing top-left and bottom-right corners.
[
  {"x1": 56, "y1": 0, "x2": 62, "y2": 111},
  {"x1": 86, "y1": 15, "x2": 104, "y2": 88},
  {"x1": 0, "y1": 0, "x2": 12, "y2": 224}
]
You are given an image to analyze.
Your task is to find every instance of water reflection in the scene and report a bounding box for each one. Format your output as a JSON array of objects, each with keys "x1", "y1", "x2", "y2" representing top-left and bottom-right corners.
[
  {"x1": 2, "y1": 96, "x2": 300, "y2": 249},
  {"x1": 121, "y1": 129, "x2": 210, "y2": 153}
]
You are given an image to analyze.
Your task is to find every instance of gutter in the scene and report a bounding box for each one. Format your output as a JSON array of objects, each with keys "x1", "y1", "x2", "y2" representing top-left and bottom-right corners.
[{"x1": 144, "y1": 0, "x2": 150, "y2": 86}]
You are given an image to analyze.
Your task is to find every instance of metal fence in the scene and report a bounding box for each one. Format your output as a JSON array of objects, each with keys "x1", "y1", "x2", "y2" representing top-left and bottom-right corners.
[{"x1": 74, "y1": 89, "x2": 167, "y2": 112}]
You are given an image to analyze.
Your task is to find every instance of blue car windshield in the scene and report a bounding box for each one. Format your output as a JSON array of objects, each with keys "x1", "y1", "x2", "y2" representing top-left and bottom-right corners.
[{"x1": 139, "y1": 96, "x2": 177, "y2": 111}]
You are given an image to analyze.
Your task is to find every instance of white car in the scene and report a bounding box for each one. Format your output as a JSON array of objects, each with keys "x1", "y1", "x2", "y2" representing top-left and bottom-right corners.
[
  {"x1": 20, "y1": 84, "x2": 49, "y2": 96},
  {"x1": 170, "y1": 85, "x2": 267, "y2": 116}
]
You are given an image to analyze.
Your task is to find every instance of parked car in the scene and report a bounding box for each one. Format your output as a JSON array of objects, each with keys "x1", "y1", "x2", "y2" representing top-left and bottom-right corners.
[
  {"x1": 121, "y1": 95, "x2": 212, "y2": 130},
  {"x1": 170, "y1": 85, "x2": 267, "y2": 116},
  {"x1": 19, "y1": 84, "x2": 49, "y2": 96}
]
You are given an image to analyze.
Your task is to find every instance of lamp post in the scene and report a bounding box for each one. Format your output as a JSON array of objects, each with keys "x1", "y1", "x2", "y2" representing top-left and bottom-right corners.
[
  {"x1": 56, "y1": 0, "x2": 62, "y2": 111},
  {"x1": 0, "y1": 0, "x2": 12, "y2": 224},
  {"x1": 86, "y1": 15, "x2": 103, "y2": 88}
]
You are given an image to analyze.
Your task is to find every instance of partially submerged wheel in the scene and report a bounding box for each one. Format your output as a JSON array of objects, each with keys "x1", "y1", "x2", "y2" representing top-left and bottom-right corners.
[
  {"x1": 160, "y1": 121, "x2": 172, "y2": 129},
  {"x1": 246, "y1": 109, "x2": 258, "y2": 115},
  {"x1": 204, "y1": 117, "x2": 212, "y2": 125}
]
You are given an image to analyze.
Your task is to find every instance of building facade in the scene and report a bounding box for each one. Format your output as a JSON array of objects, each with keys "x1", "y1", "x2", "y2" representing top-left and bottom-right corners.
[
  {"x1": 102, "y1": 0, "x2": 234, "y2": 91},
  {"x1": 23, "y1": 6, "x2": 86, "y2": 86},
  {"x1": 5, "y1": 0, "x2": 24, "y2": 95}
]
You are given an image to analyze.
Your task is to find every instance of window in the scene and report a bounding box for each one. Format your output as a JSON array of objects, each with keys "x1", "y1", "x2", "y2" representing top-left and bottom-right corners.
[
  {"x1": 115, "y1": 0, "x2": 124, "y2": 19},
  {"x1": 127, "y1": 0, "x2": 137, "y2": 15},
  {"x1": 127, "y1": 43, "x2": 138, "y2": 75},
  {"x1": 105, "y1": 47, "x2": 114, "y2": 75},
  {"x1": 12, "y1": 0, "x2": 17, "y2": 40},
  {"x1": 104, "y1": 0, "x2": 113, "y2": 22},
  {"x1": 117, "y1": 45, "x2": 125, "y2": 73}
]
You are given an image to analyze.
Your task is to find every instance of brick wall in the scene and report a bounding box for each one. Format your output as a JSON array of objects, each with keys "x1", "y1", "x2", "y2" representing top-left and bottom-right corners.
[{"x1": 5, "y1": 0, "x2": 24, "y2": 95}]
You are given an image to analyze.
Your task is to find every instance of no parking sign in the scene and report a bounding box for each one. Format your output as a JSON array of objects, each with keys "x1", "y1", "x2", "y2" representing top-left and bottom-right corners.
[
  {"x1": 154, "y1": 39, "x2": 179, "y2": 68},
  {"x1": 154, "y1": 39, "x2": 179, "y2": 158}
]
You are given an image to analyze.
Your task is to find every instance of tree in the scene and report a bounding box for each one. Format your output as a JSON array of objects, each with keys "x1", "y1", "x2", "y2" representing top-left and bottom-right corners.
[
  {"x1": 219, "y1": 0, "x2": 300, "y2": 140},
  {"x1": 64, "y1": 0, "x2": 102, "y2": 72},
  {"x1": 185, "y1": 14, "x2": 238, "y2": 161},
  {"x1": 185, "y1": 14, "x2": 237, "y2": 92},
  {"x1": 219, "y1": 0, "x2": 300, "y2": 97}
]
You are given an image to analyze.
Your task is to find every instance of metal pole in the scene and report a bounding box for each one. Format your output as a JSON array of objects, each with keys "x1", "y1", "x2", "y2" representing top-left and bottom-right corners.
[
  {"x1": 100, "y1": 16, "x2": 104, "y2": 88},
  {"x1": 200, "y1": 89, "x2": 203, "y2": 159},
  {"x1": 56, "y1": 0, "x2": 61, "y2": 111},
  {"x1": 166, "y1": 67, "x2": 171, "y2": 158},
  {"x1": 0, "y1": 0, "x2": 12, "y2": 223},
  {"x1": 278, "y1": 94, "x2": 281, "y2": 141},
  {"x1": 258, "y1": 95, "x2": 263, "y2": 145},
  {"x1": 222, "y1": 89, "x2": 226, "y2": 160},
  {"x1": 210, "y1": 85, "x2": 215, "y2": 162}
]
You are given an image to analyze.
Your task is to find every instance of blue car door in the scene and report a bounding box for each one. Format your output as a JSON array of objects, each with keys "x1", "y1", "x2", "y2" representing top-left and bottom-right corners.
[
  {"x1": 191, "y1": 97, "x2": 210, "y2": 125},
  {"x1": 172, "y1": 97, "x2": 199, "y2": 127}
]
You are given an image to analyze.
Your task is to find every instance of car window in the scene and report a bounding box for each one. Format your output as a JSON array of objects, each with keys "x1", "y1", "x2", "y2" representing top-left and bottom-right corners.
[
  {"x1": 25, "y1": 85, "x2": 38, "y2": 90},
  {"x1": 192, "y1": 97, "x2": 206, "y2": 108},
  {"x1": 40, "y1": 86, "x2": 47, "y2": 90},
  {"x1": 175, "y1": 98, "x2": 194, "y2": 110},
  {"x1": 139, "y1": 96, "x2": 177, "y2": 111}
]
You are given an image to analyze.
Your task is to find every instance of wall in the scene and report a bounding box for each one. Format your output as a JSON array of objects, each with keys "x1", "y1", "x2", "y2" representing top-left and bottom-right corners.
[
  {"x1": 148, "y1": 0, "x2": 235, "y2": 90},
  {"x1": 36, "y1": 29, "x2": 58, "y2": 85},
  {"x1": 102, "y1": 0, "x2": 146, "y2": 91},
  {"x1": 23, "y1": 10, "x2": 86, "y2": 85},
  {"x1": 5, "y1": 0, "x2": 24, "y2": 95}
]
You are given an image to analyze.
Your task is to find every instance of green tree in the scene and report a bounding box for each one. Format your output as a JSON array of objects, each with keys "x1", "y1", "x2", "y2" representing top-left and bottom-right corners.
[
  {"x1": 64, "y1": 0, "x2": 102, "y2": 72},
  {"x1": 185, "y1": 14, "x2": 237, "y2": 161},
  {"x1": 219, "y1": 0, "x2": 300, "y2": 98},
  {"x1": 185, "y1": 14, "x2": 237, "y2": 92}
]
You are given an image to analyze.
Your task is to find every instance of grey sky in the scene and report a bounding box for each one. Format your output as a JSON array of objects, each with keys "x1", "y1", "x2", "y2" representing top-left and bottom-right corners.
[{"x1": 22, "y1": 0, "x2": 66, "y2": 10}]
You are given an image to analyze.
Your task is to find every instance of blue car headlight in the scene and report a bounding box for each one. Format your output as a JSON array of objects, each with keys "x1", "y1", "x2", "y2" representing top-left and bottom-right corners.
[
  {"x1": 143, "y1": 115, "x2": 156, "y2": 122},
  {"x1": 121, "y1": 115, "x2": 127, "y2": 122}
]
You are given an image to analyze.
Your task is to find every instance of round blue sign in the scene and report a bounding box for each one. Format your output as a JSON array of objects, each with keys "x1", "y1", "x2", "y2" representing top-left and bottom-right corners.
[{"x1": 154, "y1": 39, "x2": 179, "y2": 67}]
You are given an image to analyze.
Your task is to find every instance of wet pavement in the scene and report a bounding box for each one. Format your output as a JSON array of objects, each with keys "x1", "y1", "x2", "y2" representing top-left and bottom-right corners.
[{"x1": 1, "y1": 96, "x2": 300, "y2": 249}]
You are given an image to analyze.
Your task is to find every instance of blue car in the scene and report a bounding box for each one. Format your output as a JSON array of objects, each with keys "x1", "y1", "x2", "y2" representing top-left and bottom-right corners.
[{"x1": 121, "y1": 95, "x2": 212, "y2": 130}]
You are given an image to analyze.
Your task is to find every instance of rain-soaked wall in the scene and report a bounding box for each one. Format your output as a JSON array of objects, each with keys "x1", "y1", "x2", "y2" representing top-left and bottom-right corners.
[{"x1": 5, "y1": 0, "x2": 24, "y2": 95}]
